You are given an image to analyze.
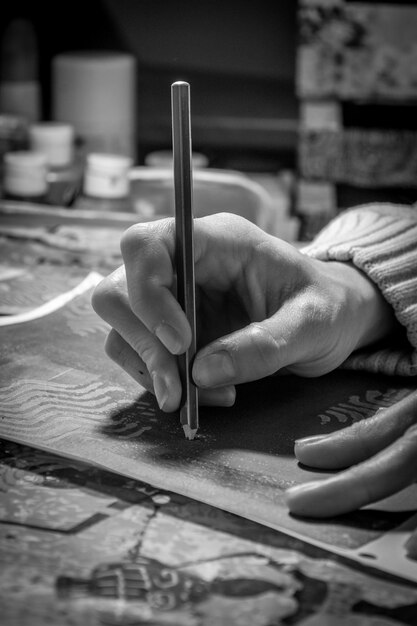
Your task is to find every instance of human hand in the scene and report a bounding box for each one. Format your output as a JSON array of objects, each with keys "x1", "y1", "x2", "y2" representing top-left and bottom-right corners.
[
  {"x1": 91, "y1": 213, "x2": 395, "y2": 412},
  {"x1": 285, "y1": 389, "x2": 417, "y2": 559}
]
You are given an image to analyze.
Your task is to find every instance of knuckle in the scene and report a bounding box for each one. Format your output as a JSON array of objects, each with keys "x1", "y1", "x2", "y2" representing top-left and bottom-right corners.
[
  {"x1": 120, "y1": 224, "x2": 144, "y2": 259},
  {"x1": 120, "y1": 219, "x2": 174, "y2": 262},
  {"x1": 105, "y1": 332, "x2": 152, "y2": 390},
  {"x1": 130, "y1": 336, "x2": 158, "y2": 372},
  {"x1": 200, "y1": 212, "x2": 252, "y2": 238},
  {"x1": 248, "y1": 323, "x2": 282, "y2": 375},
  {"x1": 354, "y1": 416, "x2": 377, "y2": 441},
  {"x1": 296, "y1": 292, "x2": 328, "y2": 325},
  {"x1": 105, "y1": 331, "x2": 128, "y2": 366},
  {"x1": 91, "y1": 271, "x2": 125, "y2": 319},
  {"x1": 211, "y1": 212, "x2": 241, "y2": 226},
  {"x1": 91, "y1": 276, "x2": 115, "y2": 315}
]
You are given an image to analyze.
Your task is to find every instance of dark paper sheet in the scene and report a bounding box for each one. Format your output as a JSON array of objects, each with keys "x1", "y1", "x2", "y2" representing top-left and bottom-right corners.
[{"x1": 0, "y1": 279, "x2": 416, "y2": 581}]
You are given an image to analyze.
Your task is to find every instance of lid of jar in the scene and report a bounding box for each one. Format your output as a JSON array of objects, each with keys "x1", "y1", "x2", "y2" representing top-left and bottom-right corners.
[
  {"x1": 86, "y1": 152, "x2": 132, "y2": 172},
  {"x1": 4, "y1": 150, "x2": 47, "y2": 168}
]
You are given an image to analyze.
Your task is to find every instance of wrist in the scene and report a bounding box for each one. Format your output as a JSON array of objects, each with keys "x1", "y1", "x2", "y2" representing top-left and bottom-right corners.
[{"x1": 327, "y1": 261, "x2": 397, "y2": 350}]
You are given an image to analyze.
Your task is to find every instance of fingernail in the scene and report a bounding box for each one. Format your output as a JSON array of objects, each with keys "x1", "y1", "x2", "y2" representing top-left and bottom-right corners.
[
  {"x1": 284, "y1": 481, "x2": 322, "y2": 514},
  {"x1": 193, "y1": 351, "x2": 235, "y2": 387},
  {"x1": 155, "y1": 322, "x2": 183, "y2": 354},
  {"x1": 201, "y1": 386, "x2": 236, "y2": 407},
  {"x1": 285, "y1": 482, "x2": 321, "y2": 496},
  {"x1": 294, "y1": 434, "x2": 330, "y2": 446},
  {"x1": 152, "y1": 373, "x2": 169, "y2": 410}
]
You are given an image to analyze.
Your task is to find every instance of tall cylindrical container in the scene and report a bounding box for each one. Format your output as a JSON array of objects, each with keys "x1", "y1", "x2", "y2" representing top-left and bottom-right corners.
[{"x1": 52, "y1": 52, "x2": 137, "y2": 161}]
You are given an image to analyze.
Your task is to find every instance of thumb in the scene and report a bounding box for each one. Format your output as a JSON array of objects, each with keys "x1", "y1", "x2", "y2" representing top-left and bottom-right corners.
[{"x1": 192, "y1": 308, "x2": 305, "y2": 388}]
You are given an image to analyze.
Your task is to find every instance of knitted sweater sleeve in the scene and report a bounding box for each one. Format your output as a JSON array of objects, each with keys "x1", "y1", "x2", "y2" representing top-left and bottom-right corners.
[{"x1": 301, "y1": 203, "x2": 417, "y2": 377}]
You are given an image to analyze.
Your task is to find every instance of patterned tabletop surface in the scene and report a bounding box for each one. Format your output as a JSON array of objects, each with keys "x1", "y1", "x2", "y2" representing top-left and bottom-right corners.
[{"x1": 1, "y1": 229, "x2": 417, "y2": 625}]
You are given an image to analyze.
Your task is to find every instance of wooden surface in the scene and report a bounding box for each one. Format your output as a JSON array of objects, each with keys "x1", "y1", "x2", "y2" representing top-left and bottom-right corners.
[{"x1": 1, "y1": 218, "x2": 417, "y2": 624}]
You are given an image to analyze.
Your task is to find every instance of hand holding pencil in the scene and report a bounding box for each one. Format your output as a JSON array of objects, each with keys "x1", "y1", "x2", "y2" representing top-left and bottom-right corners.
[
  {"x1": 91, "y1": 213, "x2": 416, "y2": 526},
  {"x1": 91, "y1": 81, "x2": 417, "y2": 528},
  {"x1": 91, "y1": 212, "x2": 395, "y2": 410}
]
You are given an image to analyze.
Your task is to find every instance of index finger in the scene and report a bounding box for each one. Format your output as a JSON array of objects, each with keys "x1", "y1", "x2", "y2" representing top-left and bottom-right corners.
[{"x1": 120, "y1": 218, "x2": 192, "y2": 355}]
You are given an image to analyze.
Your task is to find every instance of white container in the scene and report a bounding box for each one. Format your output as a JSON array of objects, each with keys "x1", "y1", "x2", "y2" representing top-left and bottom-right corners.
[
  {"x1": 83, "y1": 153, "x2": 133, "y2": 199},
  {"x1": 3, "y1": 150, "x2": 48, "y2": 198},
  {"x1": 29, "y1": 122, "x2": 74, "y2": 168}
]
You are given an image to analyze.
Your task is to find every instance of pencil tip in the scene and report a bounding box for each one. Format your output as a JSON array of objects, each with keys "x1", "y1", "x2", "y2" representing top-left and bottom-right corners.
[{"x1": 182, "y1": 424, "x2": 198, "y2": 440}]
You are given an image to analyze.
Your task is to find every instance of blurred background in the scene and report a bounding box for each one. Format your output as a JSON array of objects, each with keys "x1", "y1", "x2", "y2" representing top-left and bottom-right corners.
[
  {"x1": 1, "y1": 0, "x2": 298, "y2": 168},
  {"x1": 1, "y1": 0, "x2": 417, "y2": 242}
]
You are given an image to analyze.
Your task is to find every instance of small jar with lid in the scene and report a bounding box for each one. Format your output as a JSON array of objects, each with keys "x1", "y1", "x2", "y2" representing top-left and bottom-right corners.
[
  {"x1": 28, "y1": 121, "x2": 82, "y2": 206},
  {"x1": 2, "y1": 150, "x2": 48, "y2": 202},
  {"x1": 75, "y1": 152, "x2": 133, "y2": 212}
]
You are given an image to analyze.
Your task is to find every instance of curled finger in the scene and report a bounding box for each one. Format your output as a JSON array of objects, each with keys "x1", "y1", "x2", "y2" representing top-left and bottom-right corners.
[
  {"x1": 105, "y1": 330, "x2": 236, "y2": 409},
  {"x1": 92, "y1": 269, "x2": 181, "y2": 412},
  {"x1": 105, "y1": 328, "x2": 153, "y2": 391},
  {"x1": 121, "y1": 220, "x2": 191, "y2": 355}
]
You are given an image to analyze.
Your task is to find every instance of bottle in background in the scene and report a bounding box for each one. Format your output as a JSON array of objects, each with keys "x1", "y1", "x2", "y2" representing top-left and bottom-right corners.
[
  {"x1": 29, "y1": 122, "x2": 82, "y2": 206},
  {"x1": 75, "y1": 153, "x2": 133, "y2": 212},
  {"x1": 0, "y1": 19, "x2": 41, "y2": 123}
]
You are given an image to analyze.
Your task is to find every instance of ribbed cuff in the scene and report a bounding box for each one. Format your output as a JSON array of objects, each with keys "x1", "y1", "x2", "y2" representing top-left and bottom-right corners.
[{"x1": 301, "y1": 203, "x2": 417, "y2": 377}]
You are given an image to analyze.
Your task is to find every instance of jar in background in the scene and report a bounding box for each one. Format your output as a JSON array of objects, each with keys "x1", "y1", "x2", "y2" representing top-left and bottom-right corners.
[
  {"x1": 2, "y1": 150, "x2": 48, "y2": 202},
  {"x1": 28, "y1": 122, "x2": 82, "y2": 206},
  {"x1": 75, "y1": 153, "x2": 133, "y2": 212}
]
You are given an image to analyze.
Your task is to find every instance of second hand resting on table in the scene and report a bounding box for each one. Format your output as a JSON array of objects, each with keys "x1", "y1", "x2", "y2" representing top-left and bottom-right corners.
[{"x1": 92, "y1": 213, "x2": 416, "y2": 553}]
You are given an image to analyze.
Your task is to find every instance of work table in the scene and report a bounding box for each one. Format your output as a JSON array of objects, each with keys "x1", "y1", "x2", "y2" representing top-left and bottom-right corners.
[{"x1": 1, "y1": 206, "x2": 416, "y2": 625}]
